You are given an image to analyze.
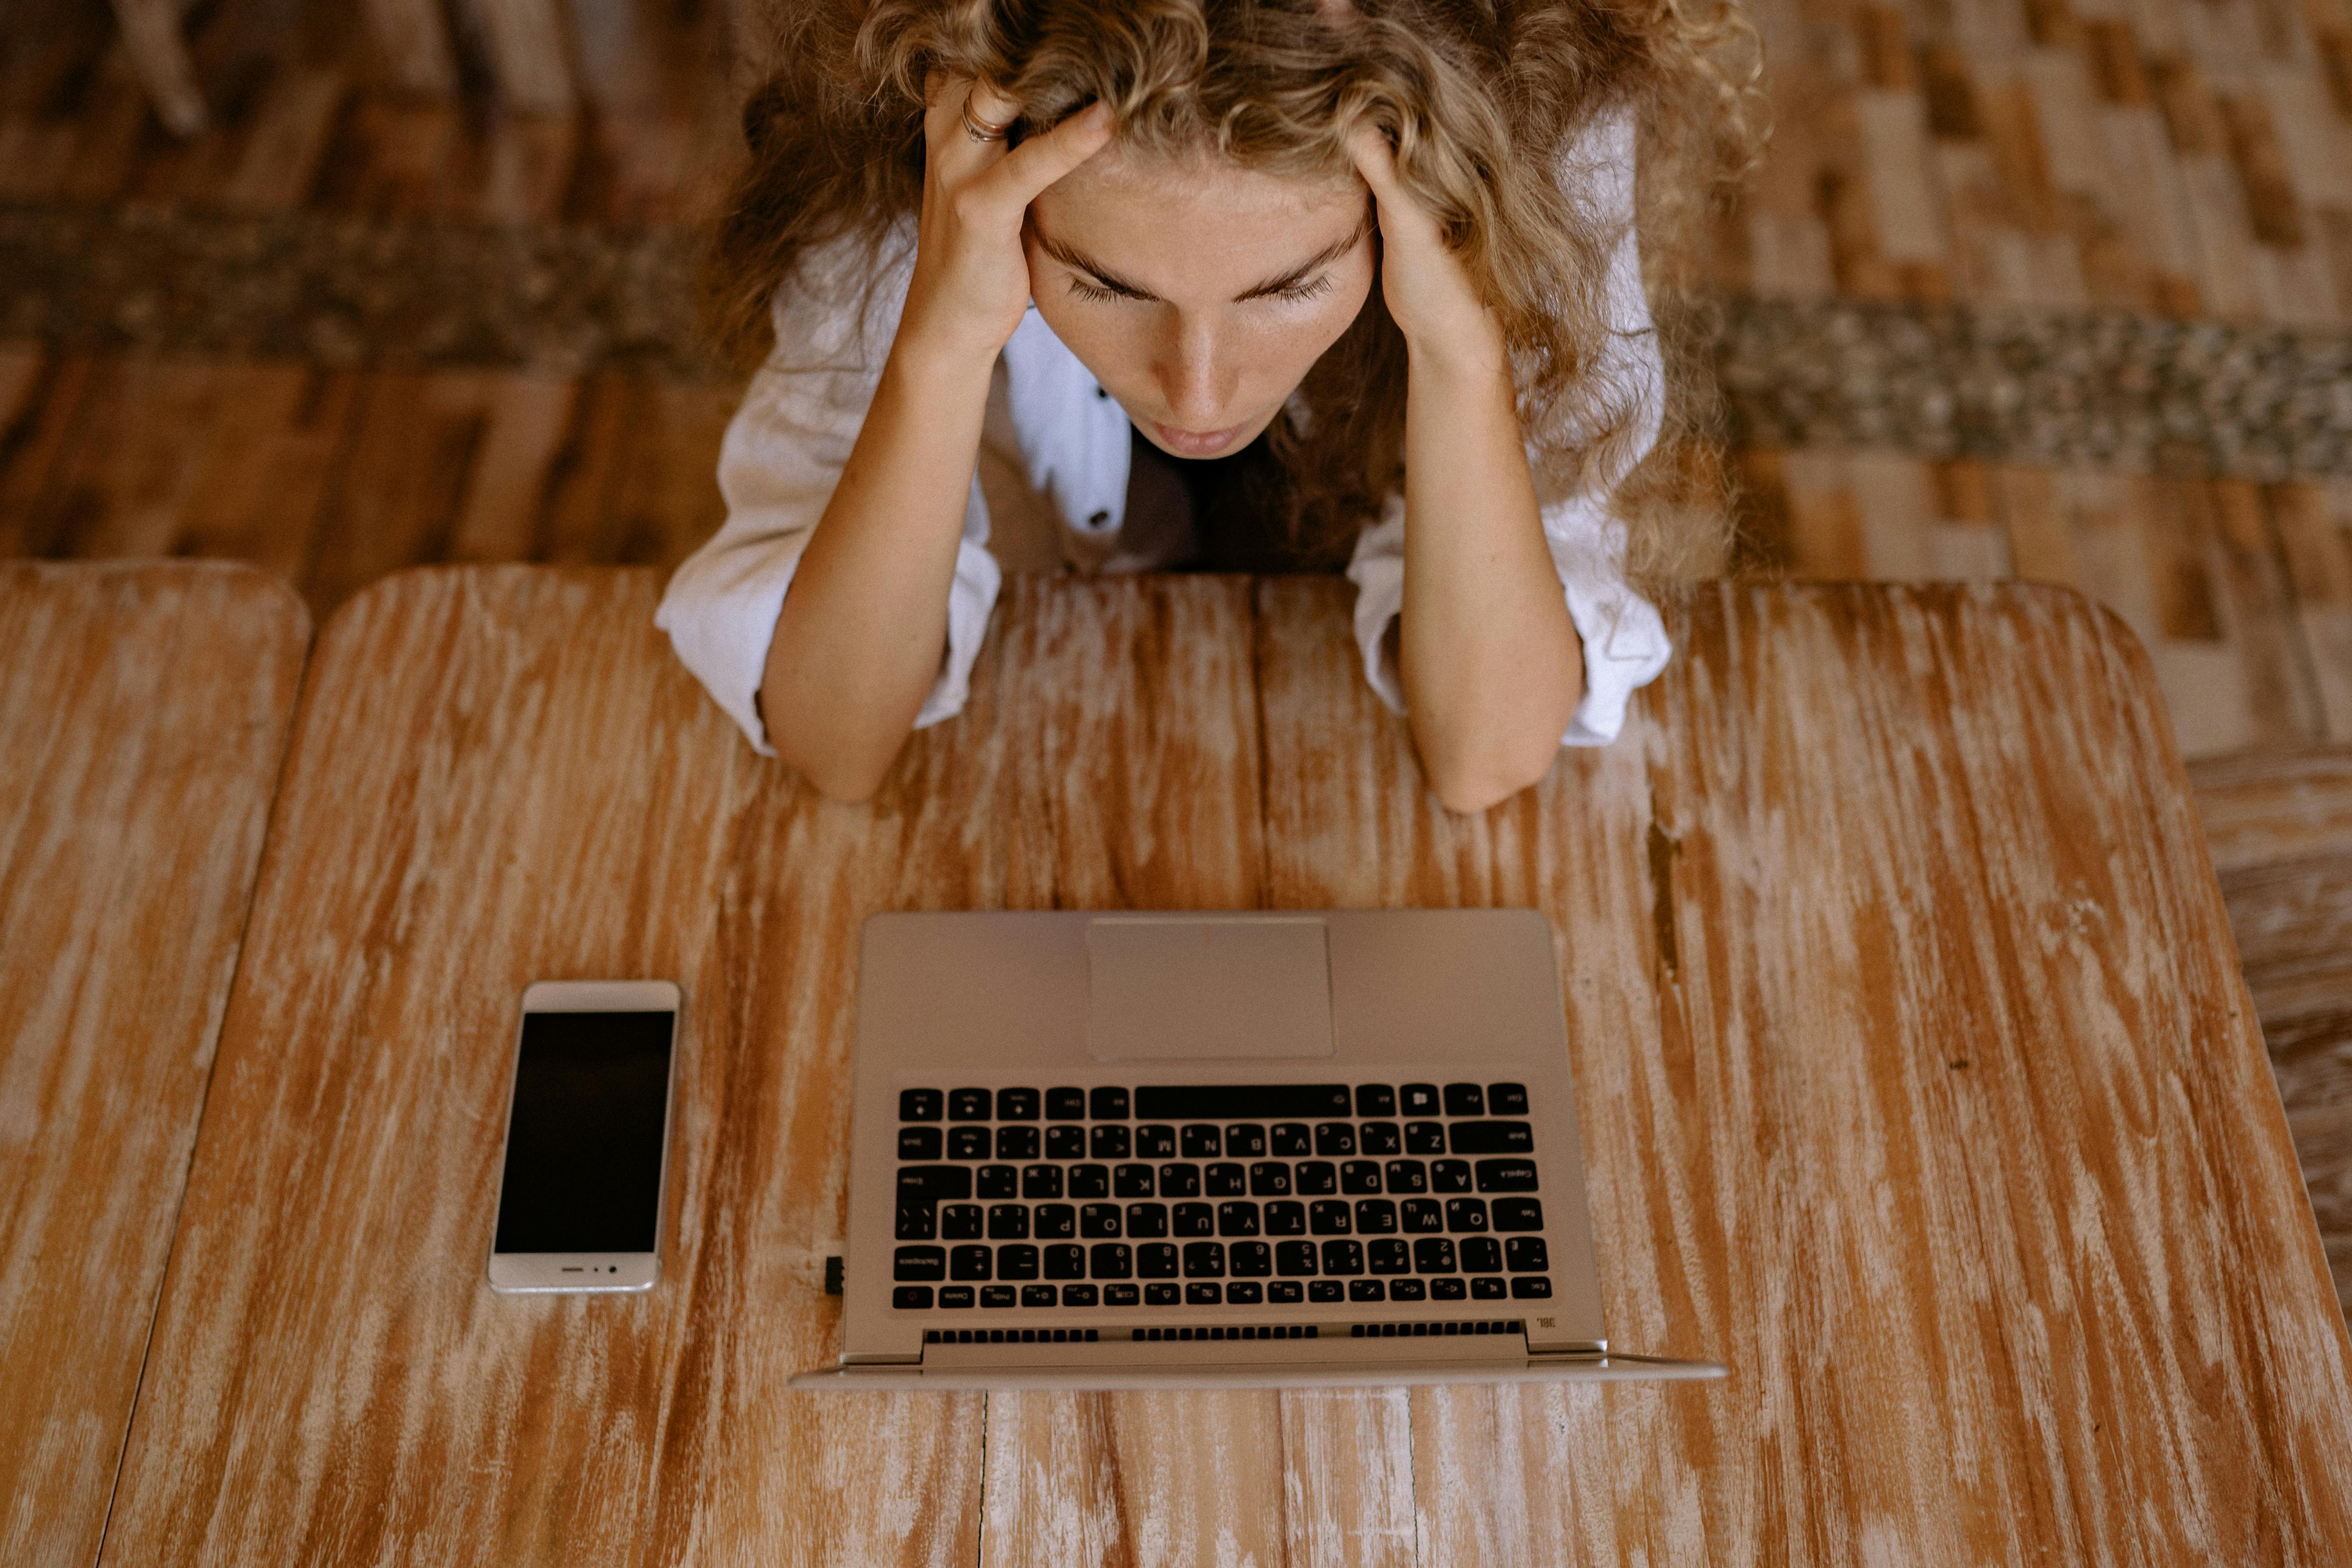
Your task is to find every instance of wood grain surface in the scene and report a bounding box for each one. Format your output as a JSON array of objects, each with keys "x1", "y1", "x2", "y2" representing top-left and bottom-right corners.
[
  {"x1": 0, "y1": 561, "x2": 310, "y2": 1568},
  {"x1": 98, "y1": 567, "x2": 2352, "y2": 1565}
]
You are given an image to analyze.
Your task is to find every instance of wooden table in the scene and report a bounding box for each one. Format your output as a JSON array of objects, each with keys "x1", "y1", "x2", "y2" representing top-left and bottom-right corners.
[
  {"x1": 99, "y1": 567, "x2": 2352, "y2": 1564},
  {"x1": 0, "y1": 562, "x2": 310, "y2": 1568}
]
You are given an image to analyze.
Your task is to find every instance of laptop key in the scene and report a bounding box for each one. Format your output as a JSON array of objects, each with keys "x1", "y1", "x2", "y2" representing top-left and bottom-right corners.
[
  {"x1": 1275, "y1": 1240, "x2": 1319, "y2": 1276},
  {"x1": 1321, "y1": 1239, "x2": 1364, "y2": 1275},
  {"x1": 1492, "y1": 1197, "x2": 1544, "y2": 1231},
  {"x1": 987, "y1": 1205, "x2": 1028, "y2": 1240},
  {"x1": 1270, "y1": 1122, "x2": 1312, "y2": 1156},
  {"x1": 1487, "y1": 1081, "x2": 1529, "y2": 1114},
  {"x1": 1160, "y1": 1163, "x2": 1201, "y2": 1197},
  {"x1": 1126, "y1": 1203, "x2": 1168, "y2": 1237},
  {"x1": 995, "y1": 1126, "x2": 1040, "y2": 1161},
  {"x1": 1248, "y1": 1162, "x2": 1291, "y2": 1196},
  {"x1": 1308, "y1": 1200, "x2": 1352, "y2": 1235},
  {"x1": 1036, "y1": 1204, "x2": 1077, "y2": 1239},
  {"x1": 1090, "y1": 1086, "x2": 1131, "y2": 1120},
  {"x1": 941, "y1": 1204, "x2": 983, "y2": 1239},
  {"x1": 896, "y1": 1205, "x2": 936, "y2": 1241},
  {"x1": 1470, "y1": 1277, "x2": 1507, "y2": 1300},
  {"x1": 1367, "y1": 1239, "x2": 1410, "y2": 1274},
  {"x1": 1045, "y1": 1126, "x2": 1086, "y2": 1160},
  {"x1": 997, "y1": 1245, "x2": 1040, "y2": 1280},
  {"x1": 1309, "y1": 1280, "x2": 1344, "y2": 1302},
  {"x1": 1185, "y1": 1283, "x2": 1223, "y2": 1305},
  {"x1": 940, "y1": 1286, "x2": 975, "y2": 1308},
  {"x1": 1136, "y1": 1084, "x2": 1351, "y2": 1119},
  {"x1": 1205, "y1": 1163, "x2": 1246, "y2": 1195},
  {"x1": 1080, "y1": 1203, "x2": 1123, "y2": 1238},
  {"x1": 1225, "y1": 1123, "x2": 1267, "y2": 1157},
  {"x1": 1404, "y1": 1122, "x2": 1446, "y2": 1155},
  {"x1": 1180, "y1": 1124, "x2": 1221, "y2": 1158},
  {"x1": 1445, "y1": 1198, "x2": 1488, "y2": 1232},
  {"x1": 1021, "y1": 1284, "x2": 1057, "y2": 1306},
  {"x1": 1340, "y1": 1161, "x2": 1382, "y2": 1194},
  {"x1": 997, "y1": 1088, "x2": 1040, "y2": 1121},
  {"x1": 1431, "y1": 1160, "x2": 1473, "y2": 1193},
  {"x1": 1269, "y1": 1281, "x2": 1305, "y2": 1303},
  {"x1": 1145, "y1": 1283, "x2": 1181, "y2": 1305},
  {"x1": 1135, "y1": 1124, "x2": 1177, "y2": 1158},
  {"x1": 1414, "y1": 1237, "x2": 1458, "y2": 1273},
  {"x1": 1354, "y1": 1200, "x2": 1398, "y2": 1233},
  {"x1": 1227, "y1": 1281, "x2": 1264, "y2": 1304},
  {"x1": 1069, "y1": 1163, "x2": 1110, "y2": 1198},
  {"x1": 1474, "y1": 1159, "x2": 1538, "y2": 1192},
  {"x1": 1062, "y1": 1284, "x2": 1098, "y2": 1306},
  {"x1": 1104, "y1": 1283, "x2": 1140, "y2": 1304},
  {"x1": 1264, "y1": 1200, "x2": 1306, "y2": 1235},
  {"x1": 1314, "y1": 1123, "x2": 1356, "y2": 1157},
  {"x1": 1230, "y1": 1240, "x2": 1271, "y2": 1276},
  {"x1": 1090, "y1": 1243, "x2": 1133, "y2": 1279},
  {"x1": 1113, "y1": 1163, "x2": 1156, "y2": 1198},
  {"x1": 1384, "y1": 1159, "x2": 1428, "y2": 1194},
  {"x1": 1295, "y1": 1161, "x2": 1337, "y2": 1195},
  {"x1": 900, "y1": 1089, "x2": 943, "y2": 1122},
  {"x1": 947, "y1": 1245, "x2": 990, "y2": 1281},
  {"x1": 1442, "y1": 1083, "x2": 1485, "y2": 1118},
  {"x1": 1401, "y1": 1199, "x2": 1444, "y2": 1233},
  {"x1": 981, "y1": 1285, "x2": 1016, "y2": 1307},
  {"x1": 1401, "y1": 1083, "x2": 1440, "y2": 1115},
  {"x1": 1046, "y1": 1087, "x2": 1087, "y2": 1121},
  {"x1": 893, "y1": 1287, "x2": 934, "y2": 1308},
  {"x1": 898, "y1": 1127, "x2": 942, "y2": 1160},
  {"x1": 1182, "y1": 1242, "x2": 1226, "y2": 1277},
  {"x1": 1173, "y1": 1202, "x2": 1213, "y2": 1236},
  {"x1": 1430, "y1": 1278, "x2": 1467, "y2": 1301},
  {"x1": 1090, "y1": 1125, "x2": 1131, "y2": 1160},
  {"x1": 1354, "y1": 1084, "x2": 1397, "y2": 1117},
  {"x1": 947, "y1": 1128, "x2": 991, "y2": 1160},
  {"x1": 1021, "y1": 1164, "x2": 1062, "y2": 1200},
  {"x1": 1388, "y1": 1279, "x2": 1426, "y2": 1301},
  {"x1": 1349, "y1": 1279, "x2": 1387, "y2": 1302},
  {"x1": 1511, "y1": 1276, "x2": 1553, "y2": 1299},
  {"x1": 897, "y1": 1165, "x2": 973, "y2": 1204},
  {"x1": 895, "y1": 1246, "x2": 947, "y2": 1281},
  {"x1": 1504, "y1": 1236, "x2": 1550, "y2": 1272},
  {"x1": 948, "y1": 1089, "x2": 992, "y2": 1122},
  {"x1": 1137, "y1": 1243, "x2": 1179, "y2": 1278},
  {"x1": 1217, "y1": 1201, "x2": 1261, "y2": 1236},
  {"x1": 1450, "y1": 1122, "x2": 1535, "y2": 1155},
  {"x1": 1459, "y1": 1237, "x2": 1502, "y2": 1273},
  {"x1": 1360, "y1": 1122, "x2": 1401, "y2": 1155},
  {"x1": 1043, "y1": 1245, "x2": 1085, "y2": 1279}
]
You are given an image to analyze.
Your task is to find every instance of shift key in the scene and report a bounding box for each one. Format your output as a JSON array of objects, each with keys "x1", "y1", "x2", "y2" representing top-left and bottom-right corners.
[
  {"x1": 1447, "y1": 1122, "x2": 1534, "y2": 1155},
  {"x1": 897, "y1": 1164, "x2": 975, "y2": 1203},
  {"x1": 1474, "y1": 1159, "x2": 1539, "y2": 1192}
]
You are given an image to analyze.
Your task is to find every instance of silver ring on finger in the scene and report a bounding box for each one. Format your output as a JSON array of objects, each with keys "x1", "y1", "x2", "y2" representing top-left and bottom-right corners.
[{"x1": 961, "y1": 100, "x2": 1015, "y2": 143}]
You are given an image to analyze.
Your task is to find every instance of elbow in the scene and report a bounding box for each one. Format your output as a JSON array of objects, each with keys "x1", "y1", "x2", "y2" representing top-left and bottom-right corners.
[
  {"x1": 773, "y1": 727, "x2": 905, "y2": 804},
  {"x1": 1423, "y1": 737, "x2": 1560, "y2": 815}
]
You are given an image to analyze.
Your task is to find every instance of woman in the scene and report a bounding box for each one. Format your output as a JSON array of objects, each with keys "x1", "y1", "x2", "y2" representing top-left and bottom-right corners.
[{"x1": 664, "y1": 0, "x2": 1751, "y2": 808}]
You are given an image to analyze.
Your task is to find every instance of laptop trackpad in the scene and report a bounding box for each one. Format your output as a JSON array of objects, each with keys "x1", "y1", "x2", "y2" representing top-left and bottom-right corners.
[{"x1": 1085, "y1": 917, "x2": 1335, "y2": 1060}]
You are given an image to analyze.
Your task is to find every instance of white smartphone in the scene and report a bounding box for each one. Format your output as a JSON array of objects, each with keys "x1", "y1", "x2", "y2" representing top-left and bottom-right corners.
[{"x1": 486, "y1": 979, "x2": 681, "y2": 1294}]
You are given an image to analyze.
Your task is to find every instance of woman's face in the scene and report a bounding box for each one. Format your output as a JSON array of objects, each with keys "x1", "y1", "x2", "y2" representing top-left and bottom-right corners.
[{"x1": 1025, "y1": 144, "x2": 1374, "y2": 460}]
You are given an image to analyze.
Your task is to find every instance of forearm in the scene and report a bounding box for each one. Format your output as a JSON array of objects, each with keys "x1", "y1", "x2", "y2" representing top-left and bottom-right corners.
[
  {"x1": 760, "y1": 334, "x2": 995, "y2": 800},
  {"x1": 1397, "y1": 341, "x2": 1583, "y2": 814}
]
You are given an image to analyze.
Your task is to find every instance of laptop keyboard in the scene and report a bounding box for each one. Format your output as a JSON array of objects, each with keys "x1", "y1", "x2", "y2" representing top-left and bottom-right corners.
[{"x1": 887, "y1": 1081, "x2": 1554, "y2": 1312}]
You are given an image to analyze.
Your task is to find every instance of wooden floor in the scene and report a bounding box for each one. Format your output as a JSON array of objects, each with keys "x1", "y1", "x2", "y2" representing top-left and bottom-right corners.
[{"x1": 2, "y1": 0, "x2": 2351, "y2": 1314}]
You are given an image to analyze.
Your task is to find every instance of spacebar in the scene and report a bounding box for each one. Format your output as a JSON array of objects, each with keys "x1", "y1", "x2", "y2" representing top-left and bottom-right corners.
[{"x1": 1134, "y1": 1084, "x2": 1352, "y2": 1118}]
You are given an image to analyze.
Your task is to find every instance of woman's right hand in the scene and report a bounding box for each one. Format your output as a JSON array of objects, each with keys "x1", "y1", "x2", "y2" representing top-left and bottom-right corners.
[{"x1": 899, "y1": 78, "x2": 1114, "y2": 363}]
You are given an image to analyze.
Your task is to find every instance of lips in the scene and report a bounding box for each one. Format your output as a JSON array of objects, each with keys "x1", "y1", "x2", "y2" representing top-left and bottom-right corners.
[{"x1": 1151, "y1": 419, "x2": 1249, "y2": 458}]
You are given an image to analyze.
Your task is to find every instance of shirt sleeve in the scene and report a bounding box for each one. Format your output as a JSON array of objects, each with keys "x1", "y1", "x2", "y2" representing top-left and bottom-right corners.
[
  {"x1": 653, "y1": 231, "x2": 1003, "y2": 756},
  {"x1": 1343, "y1": 105, "x2": 1672, "y2": 749}
]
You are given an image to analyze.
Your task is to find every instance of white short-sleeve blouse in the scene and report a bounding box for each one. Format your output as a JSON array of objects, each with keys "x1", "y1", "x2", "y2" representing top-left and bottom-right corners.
[{"x1": 656, "y1": 109, "x2": 1672, "y2": 756}]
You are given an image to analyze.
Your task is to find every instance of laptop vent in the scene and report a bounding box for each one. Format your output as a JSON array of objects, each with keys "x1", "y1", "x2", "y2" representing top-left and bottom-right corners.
[
  {"x1": 1126, "y1": 1324, "x2": 1316, "y2": 1342},
  {"x1": 927, "y1": 1328, "x2": 1101, "y2": 1345},
  {"x1": 1350, "y1": 1319, "x2": 1523, "y2": 1339}
]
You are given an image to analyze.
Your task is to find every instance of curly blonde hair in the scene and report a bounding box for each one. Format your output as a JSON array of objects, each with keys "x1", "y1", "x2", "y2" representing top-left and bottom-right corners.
[{"x1": 708, "y1": 0, "x2": 1760, "y2": 584}]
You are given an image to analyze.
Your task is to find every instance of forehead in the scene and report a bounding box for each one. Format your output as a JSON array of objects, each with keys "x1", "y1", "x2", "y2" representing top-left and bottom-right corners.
[{"x1": 1032, "y1": 143, "x2": 1365, "y2": 292}]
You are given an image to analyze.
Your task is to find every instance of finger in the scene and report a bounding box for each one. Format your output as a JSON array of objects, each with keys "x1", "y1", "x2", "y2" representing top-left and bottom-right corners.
[
  {"x1": 927, "y1": 74, "x2": 1011, "y2": 181},
  {"x1": 1346, "y1": 123, "x2": 1441, "y2": 243},
  {"x1": 964, "y1": 78, "x2": 1021, "y2": 136},
  {"x1": 986, "y1": 101, "x2": 1115, "y2": 203}
]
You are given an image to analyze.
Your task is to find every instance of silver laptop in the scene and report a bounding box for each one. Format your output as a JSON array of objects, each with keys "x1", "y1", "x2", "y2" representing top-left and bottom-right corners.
[{"x1": 791, "y1": 910, "x2": 1723, "y2": 1388}]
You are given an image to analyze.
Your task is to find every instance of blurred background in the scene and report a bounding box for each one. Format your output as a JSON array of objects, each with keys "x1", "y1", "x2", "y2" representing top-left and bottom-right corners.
[{"x1": 1, "y1": 0, "x2": 2347, "y2": 1316}]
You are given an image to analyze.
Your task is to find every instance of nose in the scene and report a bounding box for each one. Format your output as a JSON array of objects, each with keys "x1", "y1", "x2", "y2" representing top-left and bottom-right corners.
[{"x1": 1153, "y1": 312, "x2": 1239, "y2": 430}]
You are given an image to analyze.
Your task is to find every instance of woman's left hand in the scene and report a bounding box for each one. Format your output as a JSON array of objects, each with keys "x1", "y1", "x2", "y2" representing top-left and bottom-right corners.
[{"x1": 1349, "y1": 126, "x2": 1508, "y2": 373}]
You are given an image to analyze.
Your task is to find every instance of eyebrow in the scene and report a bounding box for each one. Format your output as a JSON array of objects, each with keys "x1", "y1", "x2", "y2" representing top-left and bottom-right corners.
[{"x1": 1039, "y1": 210, "x2": 1374, "y2": 303}]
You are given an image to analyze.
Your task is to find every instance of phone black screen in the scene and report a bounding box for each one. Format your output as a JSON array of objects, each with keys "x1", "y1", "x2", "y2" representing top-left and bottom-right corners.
[{"x1": 493, "y1": 1009, "x2": 674, "y2": 1254}]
